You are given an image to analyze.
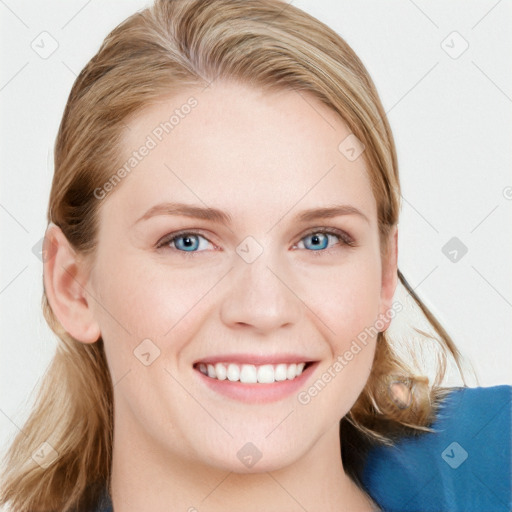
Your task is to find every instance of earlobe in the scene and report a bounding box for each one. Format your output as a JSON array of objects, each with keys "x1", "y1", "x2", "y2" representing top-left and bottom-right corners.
[
  {"x1": 43, "y1": 223, "x2": 101, "y2": 344},
  {"x1": 378, "y1": 226, "x2": 399, "y2": 332}
]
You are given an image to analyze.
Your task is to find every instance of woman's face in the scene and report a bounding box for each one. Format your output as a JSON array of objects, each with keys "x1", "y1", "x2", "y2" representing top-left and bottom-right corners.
[{"x1": 86, "y1": 80, "x2": 397, "y2": 472}]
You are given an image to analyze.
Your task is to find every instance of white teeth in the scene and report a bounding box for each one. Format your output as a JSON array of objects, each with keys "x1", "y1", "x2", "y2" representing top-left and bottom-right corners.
[
  {"x1": 240, "y1": 364, "x2": 257, "y2": 383},
  {"x1": 215, "y1": 362, "x2": 227, "y2": 380},
  {"x1": 286, "y1": 363, "x2": 297, "y2": 380},
  {"x1": 227, "y1": 363, "x2": 240, "y2": 382},
  {"x1": 257, "y1": 364, "x2": 274, "y2": 384},
  {"x1": 197, "y1": 361, "x2": 308, "y2": 383},
  {"x1": 207, "y1": 364, "x2": 216, "y2": 378},
  {"x1": 274, "y1": 363, "x2": 288, "y2": 381}
]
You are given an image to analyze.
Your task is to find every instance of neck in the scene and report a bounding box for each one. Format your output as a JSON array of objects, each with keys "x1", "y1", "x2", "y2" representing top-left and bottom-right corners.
[{"x1": 110, "y1": 415, "x2": 377, "y2": 512}]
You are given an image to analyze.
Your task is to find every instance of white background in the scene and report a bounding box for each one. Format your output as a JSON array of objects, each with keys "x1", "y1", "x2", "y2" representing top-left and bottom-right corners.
[{"x1": 1, "y1": 0, "x2": 511, "y2": 488}]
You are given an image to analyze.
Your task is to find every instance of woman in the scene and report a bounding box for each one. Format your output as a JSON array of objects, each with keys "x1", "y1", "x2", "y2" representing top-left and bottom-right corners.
[{"x1": 1, "y1": 1, "x2": 509, "y2": 511}]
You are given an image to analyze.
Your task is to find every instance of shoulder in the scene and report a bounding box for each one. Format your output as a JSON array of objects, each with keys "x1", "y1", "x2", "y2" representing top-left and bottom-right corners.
[{"x1": 361, "y1": 385, "x2": 512, "y2": 512}]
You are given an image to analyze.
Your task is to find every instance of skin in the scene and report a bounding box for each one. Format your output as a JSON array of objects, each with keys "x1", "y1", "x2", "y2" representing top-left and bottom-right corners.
[{"x1": 44, "y1": 80, "x2": 397, "y2": 511}]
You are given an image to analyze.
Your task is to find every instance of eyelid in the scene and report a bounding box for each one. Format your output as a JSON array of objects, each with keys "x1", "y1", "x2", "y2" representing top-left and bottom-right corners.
[
  {"x1": 296, "y1": 226, "x2": 355, "y2": 247},
  {"x1": 155, "y1": 229, "x2": 215, "y2": 251},
  {"x1": 155, "y1": 226, "x2": 356, "y2": 253}
]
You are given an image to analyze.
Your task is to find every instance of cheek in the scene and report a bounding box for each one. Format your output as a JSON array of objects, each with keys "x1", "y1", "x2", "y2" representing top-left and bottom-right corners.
[
  {"x1": 296, "y1": 250, "x2": 382, "y2": 348},
  {"x1": 293, "y1": 255, "x2": 381, "y2": 418},
  {"x1": 90, "y1": 251, "x2": 220, "y2": 361}
]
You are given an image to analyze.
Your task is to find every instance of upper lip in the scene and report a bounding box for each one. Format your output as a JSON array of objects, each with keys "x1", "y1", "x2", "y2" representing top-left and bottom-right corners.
[{"x1": 193, "y1": 354, "x2": 317, "y2": 366}]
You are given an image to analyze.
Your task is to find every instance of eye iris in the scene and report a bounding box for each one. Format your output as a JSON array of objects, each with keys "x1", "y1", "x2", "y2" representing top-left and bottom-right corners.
[
  {"x1": 176, "y1": 235, "x2": 198, "y2": 251},
  {"x1": 306, "y1": 233, "x2": 328, "y2": 250}
]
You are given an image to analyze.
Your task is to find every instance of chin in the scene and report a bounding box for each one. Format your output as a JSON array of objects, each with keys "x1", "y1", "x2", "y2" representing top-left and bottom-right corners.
[{"x1": 190, "y1": 434, "x2": 306, "y2": 475}]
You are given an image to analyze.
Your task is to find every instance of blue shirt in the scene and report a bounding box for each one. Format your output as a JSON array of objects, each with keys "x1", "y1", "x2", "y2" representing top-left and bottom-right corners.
[
  {"x1": 94, "y1": 385, "x2": 511, "y2": 511},
  {"x1": 362, "y1": 384, "x2": 511, "y2": 511}
]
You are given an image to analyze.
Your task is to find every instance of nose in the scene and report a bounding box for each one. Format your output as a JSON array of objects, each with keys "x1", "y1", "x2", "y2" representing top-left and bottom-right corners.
[{"x1": 219, "y1": 251, "x2": 302, "y2": 334}]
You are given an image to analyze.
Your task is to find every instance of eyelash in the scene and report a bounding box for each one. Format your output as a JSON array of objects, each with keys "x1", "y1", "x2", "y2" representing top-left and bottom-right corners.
[{"x1": 155, "y1": 227, "x2": 356, "y2": 256}]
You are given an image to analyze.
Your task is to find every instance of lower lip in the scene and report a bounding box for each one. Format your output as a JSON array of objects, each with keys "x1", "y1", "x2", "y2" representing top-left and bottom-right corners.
[{"x1": 195, "y1": 362, "x2": 319, "y2": 404}]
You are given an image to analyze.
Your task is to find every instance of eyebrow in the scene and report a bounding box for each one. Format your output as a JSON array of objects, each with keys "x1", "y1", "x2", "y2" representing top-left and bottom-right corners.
[{"x1": 134, "y1": 202, "x2": 370, "y2": 226}]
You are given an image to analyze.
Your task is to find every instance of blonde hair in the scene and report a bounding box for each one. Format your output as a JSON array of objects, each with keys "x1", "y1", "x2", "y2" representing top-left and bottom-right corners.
[{"x1": 1, "y1": 0, "x2": 467, "y2": 510}]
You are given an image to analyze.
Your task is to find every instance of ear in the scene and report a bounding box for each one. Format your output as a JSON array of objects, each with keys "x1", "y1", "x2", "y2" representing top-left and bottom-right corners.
[
  {"x1": 43, "y1": 223, "x2": 101, "y2": 344},
  {"x1": 377, "y1": 225, "x2": 398, "y2": 332}
]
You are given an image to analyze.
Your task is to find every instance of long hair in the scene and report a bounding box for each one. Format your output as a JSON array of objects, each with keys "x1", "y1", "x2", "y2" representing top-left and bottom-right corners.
[{"x1": 0, "y1": 1, "x2": 468, "y2": 510}]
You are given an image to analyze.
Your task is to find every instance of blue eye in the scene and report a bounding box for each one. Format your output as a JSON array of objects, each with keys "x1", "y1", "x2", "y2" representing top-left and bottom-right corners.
[
  {"x1": 157, "y1": 232, "x2": 211, "y2": 252},
  {"x1": 294, "y1": 228, "x2": 354, "y2": 252},
  {"x1": 156, "y1": 228, "x2": 354, "y2": 255},
  {"x1": 298, "y1": 231, "x2": 338, "y2": 251}
]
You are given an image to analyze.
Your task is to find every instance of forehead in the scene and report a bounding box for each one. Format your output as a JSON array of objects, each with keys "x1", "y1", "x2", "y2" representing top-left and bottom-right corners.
[{"x1": 103, "y1": 80, "x2": 377, "y2": 227}]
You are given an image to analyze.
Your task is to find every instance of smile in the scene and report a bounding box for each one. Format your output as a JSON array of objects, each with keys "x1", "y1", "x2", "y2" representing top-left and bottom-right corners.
[{"x1": 195, "y1": 361, "x2": 310, "y2": 384}]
